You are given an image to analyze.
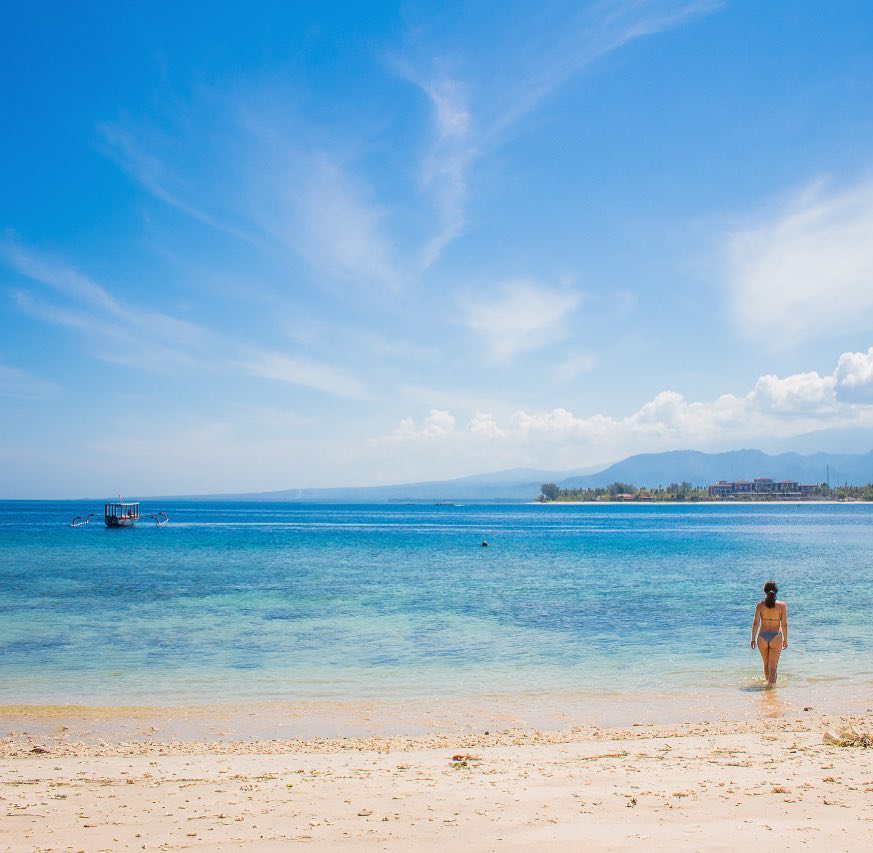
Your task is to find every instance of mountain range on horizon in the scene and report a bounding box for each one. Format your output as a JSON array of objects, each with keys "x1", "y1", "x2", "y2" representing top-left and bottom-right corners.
[{"x1": 154, "y1": 448, "x2": 873, "y2": 503}]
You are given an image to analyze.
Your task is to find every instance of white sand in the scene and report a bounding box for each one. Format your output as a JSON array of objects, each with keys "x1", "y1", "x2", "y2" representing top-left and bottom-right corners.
[{"x1": 3, "y1": 712, "x2": 873, "y2": 850}]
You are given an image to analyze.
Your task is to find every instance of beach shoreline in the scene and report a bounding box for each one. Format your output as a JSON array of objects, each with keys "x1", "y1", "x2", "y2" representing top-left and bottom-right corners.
[
  {"x1": 529, "y1": 500, "x2": 871, "y2": 505},
  {"x1": 3, "y1": 710, "x2": 872, "y2": 850},
  {"x1": 4, "y1": 672, "x2": 873, "y2": 742}
]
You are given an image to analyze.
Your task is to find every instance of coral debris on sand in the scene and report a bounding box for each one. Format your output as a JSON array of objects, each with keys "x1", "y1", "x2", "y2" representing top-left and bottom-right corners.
[{"x1": 823, "y1": 727, "x2": 873, "y2": 748}]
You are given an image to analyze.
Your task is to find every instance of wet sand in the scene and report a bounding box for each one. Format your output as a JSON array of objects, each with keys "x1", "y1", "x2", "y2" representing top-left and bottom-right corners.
[
  {"x1": 4, "y1": 670, "x2": 872, "y2": 743},
  {"x1": 3, "y1": 710, "x2": 873, "y2": 851}
]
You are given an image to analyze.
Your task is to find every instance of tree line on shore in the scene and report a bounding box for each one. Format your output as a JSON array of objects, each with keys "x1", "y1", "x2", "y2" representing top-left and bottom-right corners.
[{"x1": 538, "y1": 482, "x2": 873, "y2": 502}]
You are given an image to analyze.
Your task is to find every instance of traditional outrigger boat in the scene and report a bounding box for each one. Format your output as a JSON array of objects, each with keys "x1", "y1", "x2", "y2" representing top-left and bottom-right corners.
[{"x1": 69, "y1": 499, "x2": 169, "y2": 528}]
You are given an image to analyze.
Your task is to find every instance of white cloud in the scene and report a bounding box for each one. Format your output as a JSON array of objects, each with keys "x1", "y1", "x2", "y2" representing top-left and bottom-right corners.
[
  {"x1": 382, "y1": 346, "x2": 873, "y2": 470},
  {"x1": 726, "y1": 179, "x2": 873, "y2": 344},
  {"x1": 748, "y1": 371, "x2": 836, "y2": 414},
  {"x1": 395, "y1": 409, "x2": 456, "y2": 438},
  {"x1": 834, "y1": 346, "x2": 873, "y2": 401},
  {"x1": 508, "y1": 406, "x2": 592, "y2": 435},
  {"x1": 241, "y1": 350, "x2": 367, "y2": 399},
  {"x1": 469, "y1": 411, "x2": 506, "y2": 439},
  {"x1": 460, "y1": 279, "x2": 581, "y2": 360}
]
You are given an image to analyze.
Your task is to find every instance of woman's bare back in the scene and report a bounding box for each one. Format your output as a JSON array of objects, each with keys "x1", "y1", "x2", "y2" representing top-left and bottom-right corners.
[{"x1": 757, "y1": 600, "x2": 785, "y2": 627}]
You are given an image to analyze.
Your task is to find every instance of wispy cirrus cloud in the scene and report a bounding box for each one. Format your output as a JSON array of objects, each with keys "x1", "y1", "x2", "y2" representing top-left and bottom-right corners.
[
  {"x1": 10, "y1": 291, "x2": 197, "y2": 370},
  {"x1": 726, "y1": 177, "x2": 873, "y2": 345},
  {"x1": 460, "y1": 279, "x2": 581, "y2": 361},
  {"x1": 240, "y1": 350, "x2": 367, "y2": 399},
  {"x1": 554, "y1": 353, "x2": 597, "y2": 383},
  {"x1": 4, "y1": 240, "x2": 366, "y2": 399},
  {"x1": 2, "y1": 238, "x2": 206, "y2": 351},
  {"x1": 390, "y1": 60, "x2": 475, "y2": 270},
  {"x1": 274, "y1": 157, "x2": 403, "y2": 292},
  {"x1": 398, "y1": 0, "x2": 723, "y2": 266},
  {"x1": 102, "y1": 113, "x2": 408, "y2": 295},
  {"x1": 0, "y1": 363, "x2": 60, "y2": 400},
  {"x1": 485, "y1": 0, "x2": 724, "y2": 140},
  {"x1": 97, "y1": 123, "x2": 257, "y2": 245},
  {"x1": 3, "y1": 240, "x2": 214, "y2": 374},
  {"x1": 93, "y1": 2, "x2": 721, "y2": 292}
]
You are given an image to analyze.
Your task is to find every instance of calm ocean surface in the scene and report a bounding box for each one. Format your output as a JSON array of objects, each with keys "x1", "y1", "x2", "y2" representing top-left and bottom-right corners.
[{"x1": 2, "y1": 501, "x2": 872, "y2": 710}]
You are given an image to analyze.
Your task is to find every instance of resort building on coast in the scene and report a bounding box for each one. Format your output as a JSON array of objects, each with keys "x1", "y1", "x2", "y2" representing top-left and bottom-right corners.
[{"x1": 706, "y1": 477, "x2": 821, "y2": 500}]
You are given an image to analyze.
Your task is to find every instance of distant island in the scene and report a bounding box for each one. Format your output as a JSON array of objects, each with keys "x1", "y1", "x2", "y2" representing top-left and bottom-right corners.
[
  {"x1": 131, "y1": 448, "x2": 873, "y2": 504},
  {"x1": 538, "y1": 478, "x2": 873, "y2": 503}
]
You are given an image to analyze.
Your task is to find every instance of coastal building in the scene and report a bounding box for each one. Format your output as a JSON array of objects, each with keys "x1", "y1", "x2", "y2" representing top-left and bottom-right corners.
[{"x1": 706, "y1": 478, "x2": 821, "y2": 499}]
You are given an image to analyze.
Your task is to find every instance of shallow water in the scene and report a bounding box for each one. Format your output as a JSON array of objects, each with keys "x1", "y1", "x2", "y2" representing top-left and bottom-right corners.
[{"x1": 2, "y1": 501, "x2": 872, "y2": 719}]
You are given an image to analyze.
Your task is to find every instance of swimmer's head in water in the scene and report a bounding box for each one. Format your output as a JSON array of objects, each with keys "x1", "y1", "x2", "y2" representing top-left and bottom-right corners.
[{"x1": 763, "y1": 580, "x2": 778, "y2": 607}]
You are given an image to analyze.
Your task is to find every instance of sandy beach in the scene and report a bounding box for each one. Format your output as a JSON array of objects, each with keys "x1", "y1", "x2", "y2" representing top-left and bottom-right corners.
[{"x1": 3, "y1": 710, "x2": 873, "y2": 851}]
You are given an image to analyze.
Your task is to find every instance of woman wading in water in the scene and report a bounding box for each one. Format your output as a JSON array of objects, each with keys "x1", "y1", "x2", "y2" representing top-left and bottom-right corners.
[{"x1": 751, "y1": 580, "x2": 788, "y2": 687}]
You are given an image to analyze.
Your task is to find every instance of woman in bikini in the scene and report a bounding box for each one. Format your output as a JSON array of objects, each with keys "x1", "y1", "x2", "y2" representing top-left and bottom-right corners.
[{"x1": 751, "y1": 580, "x2": 788, "y2": 687}]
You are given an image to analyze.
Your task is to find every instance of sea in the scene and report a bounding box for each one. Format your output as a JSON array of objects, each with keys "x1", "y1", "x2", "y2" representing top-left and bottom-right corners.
[{"x1": 2, "y1": 501, "x2": 872, "y2": 731}]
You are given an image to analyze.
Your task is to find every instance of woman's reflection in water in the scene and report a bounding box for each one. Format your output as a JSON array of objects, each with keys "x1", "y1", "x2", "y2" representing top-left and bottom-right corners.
[{"x1": 755, "y1": 683, "x2": 789, "y2": 718}]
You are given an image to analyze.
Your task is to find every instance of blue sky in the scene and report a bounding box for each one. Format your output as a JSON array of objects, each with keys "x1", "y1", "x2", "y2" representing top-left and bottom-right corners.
[{"x1": 3, "y1": 0, "x2": 873, "y2": 497}]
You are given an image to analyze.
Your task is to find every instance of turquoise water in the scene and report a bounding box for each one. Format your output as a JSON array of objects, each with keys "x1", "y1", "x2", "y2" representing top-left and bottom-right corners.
[{"x1": 2, "y1": 501, "x2": 872, "y2": 709}]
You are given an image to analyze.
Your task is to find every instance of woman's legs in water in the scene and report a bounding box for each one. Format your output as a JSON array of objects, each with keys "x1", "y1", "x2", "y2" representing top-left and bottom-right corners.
[
  {"x1": 756, "y1": 636, "x2": 771, "y2": 684},
  {"x1": 766, "y1": 638, "x2": 783, "y2": 685}
]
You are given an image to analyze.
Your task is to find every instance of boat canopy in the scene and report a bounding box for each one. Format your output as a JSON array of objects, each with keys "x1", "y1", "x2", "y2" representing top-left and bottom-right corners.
[{"x1": 104, "y1": 501, "x2": 140, "y2": 520}]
